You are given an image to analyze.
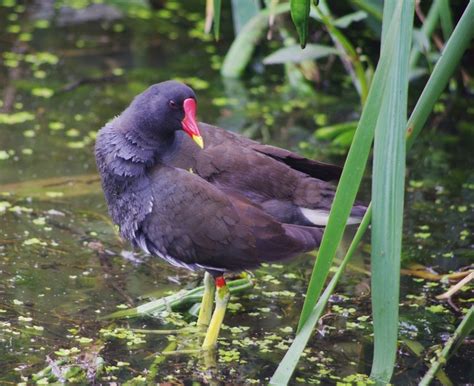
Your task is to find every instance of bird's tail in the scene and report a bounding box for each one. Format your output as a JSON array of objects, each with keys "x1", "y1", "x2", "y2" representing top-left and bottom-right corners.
[
  {"x1": 286, "y1": 203, "x2": 366, "y2": 251},
  {"x1": 300, "y1": 202, "x2": 367, "y2": 226},
  {"x1": 348, "y1": 204, "x2": 367, "y2": 224}
]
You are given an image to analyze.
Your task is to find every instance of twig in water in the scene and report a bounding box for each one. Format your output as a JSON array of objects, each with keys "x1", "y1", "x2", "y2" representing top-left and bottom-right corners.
[{"x1": 57, "y1": 75, "x2": 122, "y2": 94}]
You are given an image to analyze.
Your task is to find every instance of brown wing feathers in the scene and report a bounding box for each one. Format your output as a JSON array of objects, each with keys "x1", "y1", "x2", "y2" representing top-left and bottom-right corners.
[{"x1": 138, "y1": 167, "x2": 322, "y2": 272}]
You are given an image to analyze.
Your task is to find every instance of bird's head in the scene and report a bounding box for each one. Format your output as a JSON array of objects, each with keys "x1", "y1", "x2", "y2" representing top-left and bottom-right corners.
[{"x1": 127, "y1": 80, "x2": 203, "y2": 149}]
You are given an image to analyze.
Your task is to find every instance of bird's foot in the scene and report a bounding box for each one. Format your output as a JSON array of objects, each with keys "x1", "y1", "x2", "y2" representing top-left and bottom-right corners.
[{"x1": 196, "y1": 272, "x2": 215, "y2": 327}]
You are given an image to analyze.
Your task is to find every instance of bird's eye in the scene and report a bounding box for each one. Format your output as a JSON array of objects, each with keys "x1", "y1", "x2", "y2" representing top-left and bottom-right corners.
[{"x1": 168, "y1": 100, "x2": 178, "y2": 109}]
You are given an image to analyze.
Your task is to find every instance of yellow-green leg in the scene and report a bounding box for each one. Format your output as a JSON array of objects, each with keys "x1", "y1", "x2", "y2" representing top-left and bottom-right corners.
[
  {"x1": 197, "y1": 272, "x2": 215, "y2": 328},
  {"x1": 202, "y1": 276, "x2": 229, "y2": 350}
]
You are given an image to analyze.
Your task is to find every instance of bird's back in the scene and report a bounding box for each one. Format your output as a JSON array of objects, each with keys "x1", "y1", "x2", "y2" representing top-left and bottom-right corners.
[{"x1": 163, "y1": 123, "x2": 363, "y2": 227}]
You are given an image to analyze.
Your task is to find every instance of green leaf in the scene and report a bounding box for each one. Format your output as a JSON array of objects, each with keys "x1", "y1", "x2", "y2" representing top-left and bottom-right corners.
[
  {"x1": 230, "y1": 0, "x2": 260, "y2": 34},
  {"x1": 270, "y1": 206, "x2": 372, "y2": 385},
  {"x1": 213, "y1": 0, "x2": 222, "y2": 40},
  {"x1": 315, "y1": 1, "x2": 370, "y2": 105},
  {"x1": 333, "y1": 130, "x2": 355, "y2": 147},
  {"x1": 263, "y1": 44, "x2": 338, "y2": 65},
  {"x1": 350, "y1": 0, "x2": 383, "y2": 21},
  {"x1": 419, "y1": 307, "x2": 474, "y2": 386},
  {"x1": 290, "y1": 0, "x2": 311, "y2": 48},
  {"x1": 370, "y1": 1, "x2": 414, "y2": 382},
  {"x1": 221, "y1": 3, "x2": 291, "y2": 78},
  {"x1": 333, "y1": 10, "x2": 367, "y2": 28},
  {"x1": 438, "y1": 0, "x2": 454, "y2": 40},
  {"x1": 315, "y1": 121, "x2": 358, "y2": 140},
  {"x1": 407, "y1": 1, "x2": 474, "y2": 150},
  {"x1": 272, "y1": 2, "x2": 474, "y2": 384},
  {"x1": 409, "y1": 0, "x2": 441, "y2": 68},
  {"x1": 297, "y1": 0, "x2": 408, "y2": 334}
]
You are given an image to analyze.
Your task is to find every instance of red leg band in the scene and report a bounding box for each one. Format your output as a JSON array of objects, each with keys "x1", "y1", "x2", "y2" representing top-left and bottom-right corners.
[{"x1": 215, "y1": 276, "x2": 226, "y2": 288}]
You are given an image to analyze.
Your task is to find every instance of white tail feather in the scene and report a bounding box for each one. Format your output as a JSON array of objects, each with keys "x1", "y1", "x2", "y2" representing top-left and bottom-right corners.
[{"x1": 300, "y1": 207, "x2": 361, "y2": 226}]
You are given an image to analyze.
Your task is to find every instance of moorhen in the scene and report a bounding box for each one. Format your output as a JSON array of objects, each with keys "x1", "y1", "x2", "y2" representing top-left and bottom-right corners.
[{"x1": 95, "y1": 80, "x2": 364, "y2": 349}]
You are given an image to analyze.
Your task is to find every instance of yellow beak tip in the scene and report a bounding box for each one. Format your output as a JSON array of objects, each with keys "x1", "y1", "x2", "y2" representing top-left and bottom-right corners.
[{"x1": 192, "y1": 135, "x2": 204, "y2": 149}]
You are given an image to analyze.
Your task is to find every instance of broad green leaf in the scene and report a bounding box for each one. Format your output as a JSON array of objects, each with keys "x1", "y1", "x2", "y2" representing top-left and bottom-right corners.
[
  {"x1": 230, "y1": 0, "x2": 260, "y2": 34},
  {"x1": 221, "y1": 3, "x2": 290, "y2": 78},
  {"x1": 370, "y1": 1, "x2": 414, "y2": 382}
]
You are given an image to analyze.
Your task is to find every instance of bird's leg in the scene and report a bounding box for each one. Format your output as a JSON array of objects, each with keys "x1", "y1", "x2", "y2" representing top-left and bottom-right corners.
[
  {"x1": 202, "y1": 276, "x2": 229, "y2": 350},
  {"x1": 197, "y1": 271, "x2": 215, "y2": 328}
]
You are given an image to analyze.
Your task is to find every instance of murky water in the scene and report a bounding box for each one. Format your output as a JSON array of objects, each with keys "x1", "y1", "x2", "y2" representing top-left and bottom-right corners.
[{"x1": 1, "y1": 1, "x2": 472, "y2": 384}]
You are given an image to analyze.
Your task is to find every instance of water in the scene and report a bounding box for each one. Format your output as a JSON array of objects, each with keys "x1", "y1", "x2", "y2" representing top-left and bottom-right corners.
[{"x1": 0, "y1": 1, "x2": 472, "y2": 384}]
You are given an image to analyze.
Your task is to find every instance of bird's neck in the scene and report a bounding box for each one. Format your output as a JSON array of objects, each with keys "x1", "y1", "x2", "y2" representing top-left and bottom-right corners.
[
  {"x1": 97, "y1": 125, "x2": 181, "y2": 182},
  {"x1": 119, "y1": 109, "x2": 178, "y2": 160},
  {"x1": 124, "y1": 129, "x2": 176, "y2": 162}
]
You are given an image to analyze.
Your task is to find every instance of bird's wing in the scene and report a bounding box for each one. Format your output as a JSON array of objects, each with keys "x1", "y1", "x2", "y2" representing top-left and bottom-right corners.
[
  {"x1": 199, "y1": 123, "x2": 342, "y2": 181},
  {"x1": 194, "y1": 141, "x2": 336, "y2": 216},
  {"x1": 136, "y1": 166, "x2": 321, "y2": 272},
  {"x1": 197, "y1": 124, "x2": 362, "y2": 226},
  {"x1": 164, "y1": 124, "x2": 362, "y2": 226},
  {"x1": 249, "y1": 143, "x2": 342, "y2": 181}
]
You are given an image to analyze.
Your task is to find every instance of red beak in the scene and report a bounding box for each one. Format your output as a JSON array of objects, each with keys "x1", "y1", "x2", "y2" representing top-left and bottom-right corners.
[{"x1": 181, "y1": 98, "x2": 204, "y2": 148}]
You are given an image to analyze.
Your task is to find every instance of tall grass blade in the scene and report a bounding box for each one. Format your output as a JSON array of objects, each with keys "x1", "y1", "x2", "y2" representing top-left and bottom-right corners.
[
  {"x1": 438, "y1": 0, "x2": 454, "y2": 40},
  {"x1": 407, "y1": 1, "x2": 474, "y2": 150},
  {"x1": 273, "y1": 3, "x2": 473, "y2": 383},
  {"x1": 409, "y1": 0, "x2": 441, "y2": 69},
  {"x1": 419, "y1": 307, "x2": 474, "y2": 386},
  {"x1": 213, "y1": 0, "x2": 222, "y2": 40},
  {"x1": 270, "y1": 205, "x2": 372, "y2": 385},
  {"x1": 379, "y1": 0, "x2": 396, "y2": 43},
  {"x1": 297, "y1": 2, "x2": 406, "y2": 333},
  {"x1": 370, "y1": 1, "x2": 414, "y2": 382},
  {"x1": 350, "y1": 0, "x2": 383, "y2": 21},
  {"x1": 402, "y1": 339, "x2": 453, "y2": 386}
]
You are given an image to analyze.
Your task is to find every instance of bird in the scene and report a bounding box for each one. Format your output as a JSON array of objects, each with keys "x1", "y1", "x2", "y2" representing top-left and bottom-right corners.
[{"x1": 95, "y1": 80, "x2": 365, "y2": 349}]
